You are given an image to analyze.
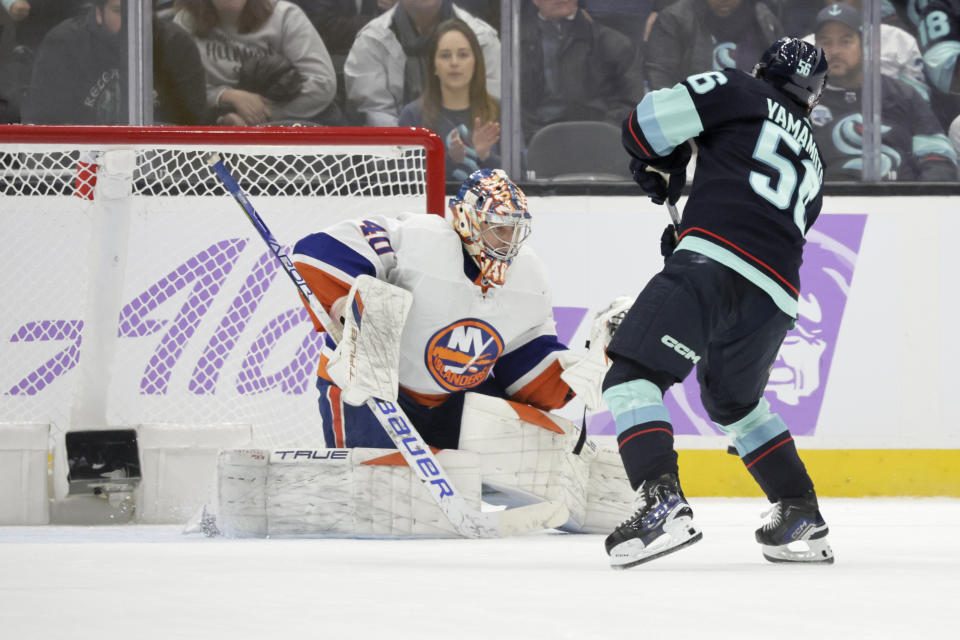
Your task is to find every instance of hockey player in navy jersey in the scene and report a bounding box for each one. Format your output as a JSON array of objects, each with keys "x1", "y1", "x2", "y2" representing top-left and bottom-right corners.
[{"x1": 602, "y1": 37, "x2": 835, "y2": 567}]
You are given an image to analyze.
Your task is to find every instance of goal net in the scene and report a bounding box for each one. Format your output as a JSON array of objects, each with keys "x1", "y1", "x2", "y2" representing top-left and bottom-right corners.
[{"x1": 0, "y1": 125, "x2": 444, "y2": 449}]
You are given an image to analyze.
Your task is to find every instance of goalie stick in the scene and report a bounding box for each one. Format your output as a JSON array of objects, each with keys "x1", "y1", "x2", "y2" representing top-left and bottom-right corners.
[{"x1": 206, "y1": 153, "x2": 568, "y2": 538}]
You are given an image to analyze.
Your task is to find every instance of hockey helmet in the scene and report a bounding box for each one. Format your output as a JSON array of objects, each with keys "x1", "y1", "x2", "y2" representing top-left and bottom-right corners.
[
  {"x1": 754, "y1": 37, "x2": 829, "y2": 112},
  {"x1": 447, "y1": 169, "x2": 531, "y2": 287}
]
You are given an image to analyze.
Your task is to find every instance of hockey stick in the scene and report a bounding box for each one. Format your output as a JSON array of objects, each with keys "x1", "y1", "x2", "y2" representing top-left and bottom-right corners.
[
  {"x1": 666, "y1": 201, "x2": 681, "y2": 229},
  {"x1": 206, "y1": 153, "x2": 569, "y2": 538}
]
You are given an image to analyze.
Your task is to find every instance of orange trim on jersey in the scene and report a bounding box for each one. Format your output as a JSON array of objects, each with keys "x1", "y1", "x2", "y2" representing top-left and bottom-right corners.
[
  {"x1": 329, "y1": 384, "x2": 345, "y2": 447},
  {"x1": 678, "y1": 227, "x2": 799, "y2": 296},
  {"x1": 509, "y1": 360, "x2": 572, "y2": 411},
  {"x1": 399, "y1": 386, "x2": 451, "y2": 408},
  {"x1": 293, "y1": 261, "x2": 353, "y2": 331},
  {"x1": 508, "y1": 400, "x2": 565, "y2": 434},
  {"x1": 362, "y1": 447, "x2": 442, "y2": 466},
  {"x1": 316, "y1": 353, "x2": 332, "y2": 380}
]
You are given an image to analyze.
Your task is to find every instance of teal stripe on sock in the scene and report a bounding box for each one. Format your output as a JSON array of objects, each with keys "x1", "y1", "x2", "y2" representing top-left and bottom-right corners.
[
  {"x1": 613, "y1": 406, "x2": 672, "y2": 437},
  {"x1": 602, "y1": 379, "x2": 670, "y2": 437},
  {"x1": 715, "y1": 398, "x2": 789, "y2": 456}
]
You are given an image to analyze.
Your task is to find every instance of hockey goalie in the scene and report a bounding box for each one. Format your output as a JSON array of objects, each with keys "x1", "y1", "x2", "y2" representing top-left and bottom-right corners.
[{"x1": 212, "y1": 169, "x2": 635, "y2": 538}]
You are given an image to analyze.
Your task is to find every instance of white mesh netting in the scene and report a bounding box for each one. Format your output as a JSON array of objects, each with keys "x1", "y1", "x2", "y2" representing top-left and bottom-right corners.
[{"x1": 0, "y1": 136, "x2": 438, "y2": 448}]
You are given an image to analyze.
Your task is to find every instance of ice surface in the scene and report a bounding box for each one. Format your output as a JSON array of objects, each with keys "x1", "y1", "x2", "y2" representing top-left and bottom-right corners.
[{"x1": 1, "y1": 498, "x2": 956, "y2": 639}]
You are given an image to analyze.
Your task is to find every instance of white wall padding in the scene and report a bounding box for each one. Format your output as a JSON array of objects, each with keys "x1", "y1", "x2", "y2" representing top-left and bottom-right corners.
[
  {"x1": 136, "y1": 423, "x2": 252, "y2": 524},
  {"x1": 0, "y1": 423, "x2": 50, "y2": 525}
]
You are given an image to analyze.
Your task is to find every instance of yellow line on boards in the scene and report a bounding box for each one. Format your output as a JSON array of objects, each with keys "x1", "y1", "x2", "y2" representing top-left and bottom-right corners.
[{"x1": 678, "y1": 449, "x2": 960, "y2": 497}]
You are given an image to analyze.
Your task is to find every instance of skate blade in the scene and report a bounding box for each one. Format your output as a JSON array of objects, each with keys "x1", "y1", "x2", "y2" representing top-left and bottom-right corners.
[
  {"x1": 609, "y1": 517, "x2": 703, "y2": 570},
  {"x1": 761, "y1": 537, "x2": 834, "y2": 564}
]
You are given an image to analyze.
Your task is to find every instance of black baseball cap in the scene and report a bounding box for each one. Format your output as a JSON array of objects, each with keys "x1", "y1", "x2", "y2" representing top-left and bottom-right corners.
[{"x1": 816, "y1": 3, "x2": 862, "y2": 34}]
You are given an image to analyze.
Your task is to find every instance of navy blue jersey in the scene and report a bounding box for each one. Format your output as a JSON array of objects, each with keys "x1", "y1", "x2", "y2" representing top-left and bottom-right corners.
[
  {"x1": 624, "y1": 69, "x2": 824, "y2": 318},
  {"x1": 907, "y1": 0, "x2": 960, "y2": 93}
]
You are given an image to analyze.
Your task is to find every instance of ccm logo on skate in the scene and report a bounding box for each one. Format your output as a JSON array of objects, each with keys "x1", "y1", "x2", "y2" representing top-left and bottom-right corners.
[
  {"x1": 374, "y1": 398, "x2": 455, "y2": 498},
  {"x1": 661, "y1": 335, "x2": 700, "y2": 364},
  {"x1": 273, "y1": 449, "x2": 349, "y2": 460}
]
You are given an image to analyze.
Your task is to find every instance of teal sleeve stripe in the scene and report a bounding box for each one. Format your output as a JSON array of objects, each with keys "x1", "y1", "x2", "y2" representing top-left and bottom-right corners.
[
  {"x1": 914, "y1": 133, "x2": 959, "y2": 163},
  {"x1": 922, "y1": 41, "x2": 960, "y2": 94},
  {"x1": 602, "y1": 379, "x2": 669, "y2": 437},
  {"x1": 713, "y1": 398, "x2": 789, "y2": 456},
  {"x1": 636, "y1": 85, "x2": 704, "y2": 156},
  {"x1": 676, "y1": 237, "x2": 798, "y2": 318}
]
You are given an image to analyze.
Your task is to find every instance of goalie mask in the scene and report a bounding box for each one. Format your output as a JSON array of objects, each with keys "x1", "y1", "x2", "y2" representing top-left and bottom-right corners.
[{"x1": 448, "y1": 169, "x2": 532, "y2": 287}]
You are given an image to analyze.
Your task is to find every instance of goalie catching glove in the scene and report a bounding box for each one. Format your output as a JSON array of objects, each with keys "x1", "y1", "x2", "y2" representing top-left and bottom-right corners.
[
  {"x1": 325, "y1": 275, "x2": 413, "y2": 406},
  {"x1": 559, "y1": 296, "x2": 634, "y2": 411}
]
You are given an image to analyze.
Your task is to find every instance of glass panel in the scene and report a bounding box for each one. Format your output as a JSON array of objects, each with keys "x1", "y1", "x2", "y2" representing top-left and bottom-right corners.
[
  {"x1": 809, "y1": 1, "x2": 956, "y2": 183},
  {"x1": 0, "y1": 0, "x2": 128, "y2": 125},
  {"x1": 519, "y1": 0, "x2": 647, "y2": 182}
]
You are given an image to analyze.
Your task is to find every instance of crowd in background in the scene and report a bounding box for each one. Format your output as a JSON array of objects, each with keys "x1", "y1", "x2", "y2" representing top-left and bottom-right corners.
[{"x1": 1, "y1": 0, "x2": 958, "y2": 182}]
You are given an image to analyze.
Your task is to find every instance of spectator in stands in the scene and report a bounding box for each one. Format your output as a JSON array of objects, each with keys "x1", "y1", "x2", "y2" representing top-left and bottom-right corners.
[
  {"x1": 643, "y1": 0, "x2": 678, "y2": 41},
  {"x1": 802, "y1": 2, "x2": 930, "y2": 102},
  {"x1": 520, "y1": 0, "x2": 644, "y2": 142},
  {"x1": 644, "y1": 0, "x2": 781, "y2": 90},
  {"x1": 344, "y1": 0, "x2": 499, "y2": 126},
  {"x1": 0, "y1": 0, "x2": 84, "y2": 122},
  {"x1": 456, "y1": 0, "x2": 498, "y2": 30},
  {"x1": 174, "y1": 0, "x2": 338, "y2": 125},
  {"x1": 906, "y1": 0, "x2": 960, "y2": 136},
  {"x1": 292, "y1": 0, "x2": 394, "y2": 58},
  {"x1": 582, "y1": 0, "x2": 654, "y2": 41},
  {"x1": 22, "y1": 0, "x2": 209, "y2": 125},
  {"x1": 812, "y1": 3, "x2": 957, "y2": 181},
  {"x1": 1, "y1": 0, "x2": 84, "y2": 51},
  {"x1": 398, "y1": 19, "x2": 500, "y2": 182},
  {"x1": 21, "y1": 0, "x2": 125, "y2": 124},
  {"x1": 154, "y1": 11, "x2": 209, "y2": 124}
]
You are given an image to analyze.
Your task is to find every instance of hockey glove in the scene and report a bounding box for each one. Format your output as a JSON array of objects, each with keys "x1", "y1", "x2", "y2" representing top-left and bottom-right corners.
[
  {"x1": 629, "y1": 158, "x2": 685, "y2": 206},
  {"x1": 660, "y1": 224, "x2": 678, "y2": 258}
]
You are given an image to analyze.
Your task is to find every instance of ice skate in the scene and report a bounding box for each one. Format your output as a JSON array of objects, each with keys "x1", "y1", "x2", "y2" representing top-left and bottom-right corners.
[
  {"x1": 755, "y1": 491, "x2": 834, "y2": 564},
  {"x1": 604, "y1": 473, "x2": 702, "y2": 569}
]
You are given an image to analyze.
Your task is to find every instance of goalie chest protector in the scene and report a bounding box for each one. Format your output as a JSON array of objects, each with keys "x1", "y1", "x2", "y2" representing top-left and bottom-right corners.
[{"x1": 296, "y1": 213, "x2": 563, "y2": 400}]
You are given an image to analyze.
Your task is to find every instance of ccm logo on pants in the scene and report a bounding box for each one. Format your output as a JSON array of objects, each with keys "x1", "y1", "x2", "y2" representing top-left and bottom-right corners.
[{"x1": 661, "y1": 335, "x2": 700, "y2": 364}]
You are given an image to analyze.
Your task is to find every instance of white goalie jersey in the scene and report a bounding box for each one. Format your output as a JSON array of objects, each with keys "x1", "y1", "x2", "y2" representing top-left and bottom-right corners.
[{"x1": 292, "y1": 212, "x2": 573, "y2": 410}]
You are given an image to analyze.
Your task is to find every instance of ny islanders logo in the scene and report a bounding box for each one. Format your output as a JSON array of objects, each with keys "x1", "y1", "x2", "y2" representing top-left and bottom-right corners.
[{"x1": 425, "y1": 319, "x2": 503, "y2": 391}]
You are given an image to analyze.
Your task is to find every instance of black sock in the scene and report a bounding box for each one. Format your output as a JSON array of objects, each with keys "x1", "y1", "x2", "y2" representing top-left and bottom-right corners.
[
  {"x1": 741, "y1": 431, "x2": 814, "y2": 501},
  {"x1": 617, "y1": 421, "x2": 678, "y2": 491}
]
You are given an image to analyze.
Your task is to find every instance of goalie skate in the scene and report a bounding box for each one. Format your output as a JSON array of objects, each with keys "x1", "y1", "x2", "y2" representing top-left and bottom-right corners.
[
  {"x1": 604, "y1": 473, "x2": 702, "y2": 569},
  {"x1": 756, "y1": 491, "x2": 834, "y2": 564}
]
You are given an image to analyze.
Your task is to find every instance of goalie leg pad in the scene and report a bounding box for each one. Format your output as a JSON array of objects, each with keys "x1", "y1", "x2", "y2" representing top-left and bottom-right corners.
[
  {"x1": 457, "y1": 393, "x2": 590, "y2": 530},
  {"x1": 457, "y1": 393, "x2": 637, "y2": 534},
  {"x1": 576, "y1": 443, "x2": 638, "y2": 534},
  {"x1": 216, "y1": 447, "x2": 482, "y2": 538},
  {"x1": 325, "y1": 274, "x2": 413, "y2": 406}
]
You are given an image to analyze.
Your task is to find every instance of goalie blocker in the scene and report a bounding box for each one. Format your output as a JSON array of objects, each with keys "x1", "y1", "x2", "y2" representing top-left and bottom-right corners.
[{"x1": 211, "y1": 393, "x2": 634, "y2": 538}]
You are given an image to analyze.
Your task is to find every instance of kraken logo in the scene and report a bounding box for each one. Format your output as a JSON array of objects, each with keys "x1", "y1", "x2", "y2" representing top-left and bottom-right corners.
[
  {"x1": 713, "y1": 42, "x2": 737, "y2": 71},
  {"x1": 830, "y1": 113, "x2": 901, "y2": 178}
]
